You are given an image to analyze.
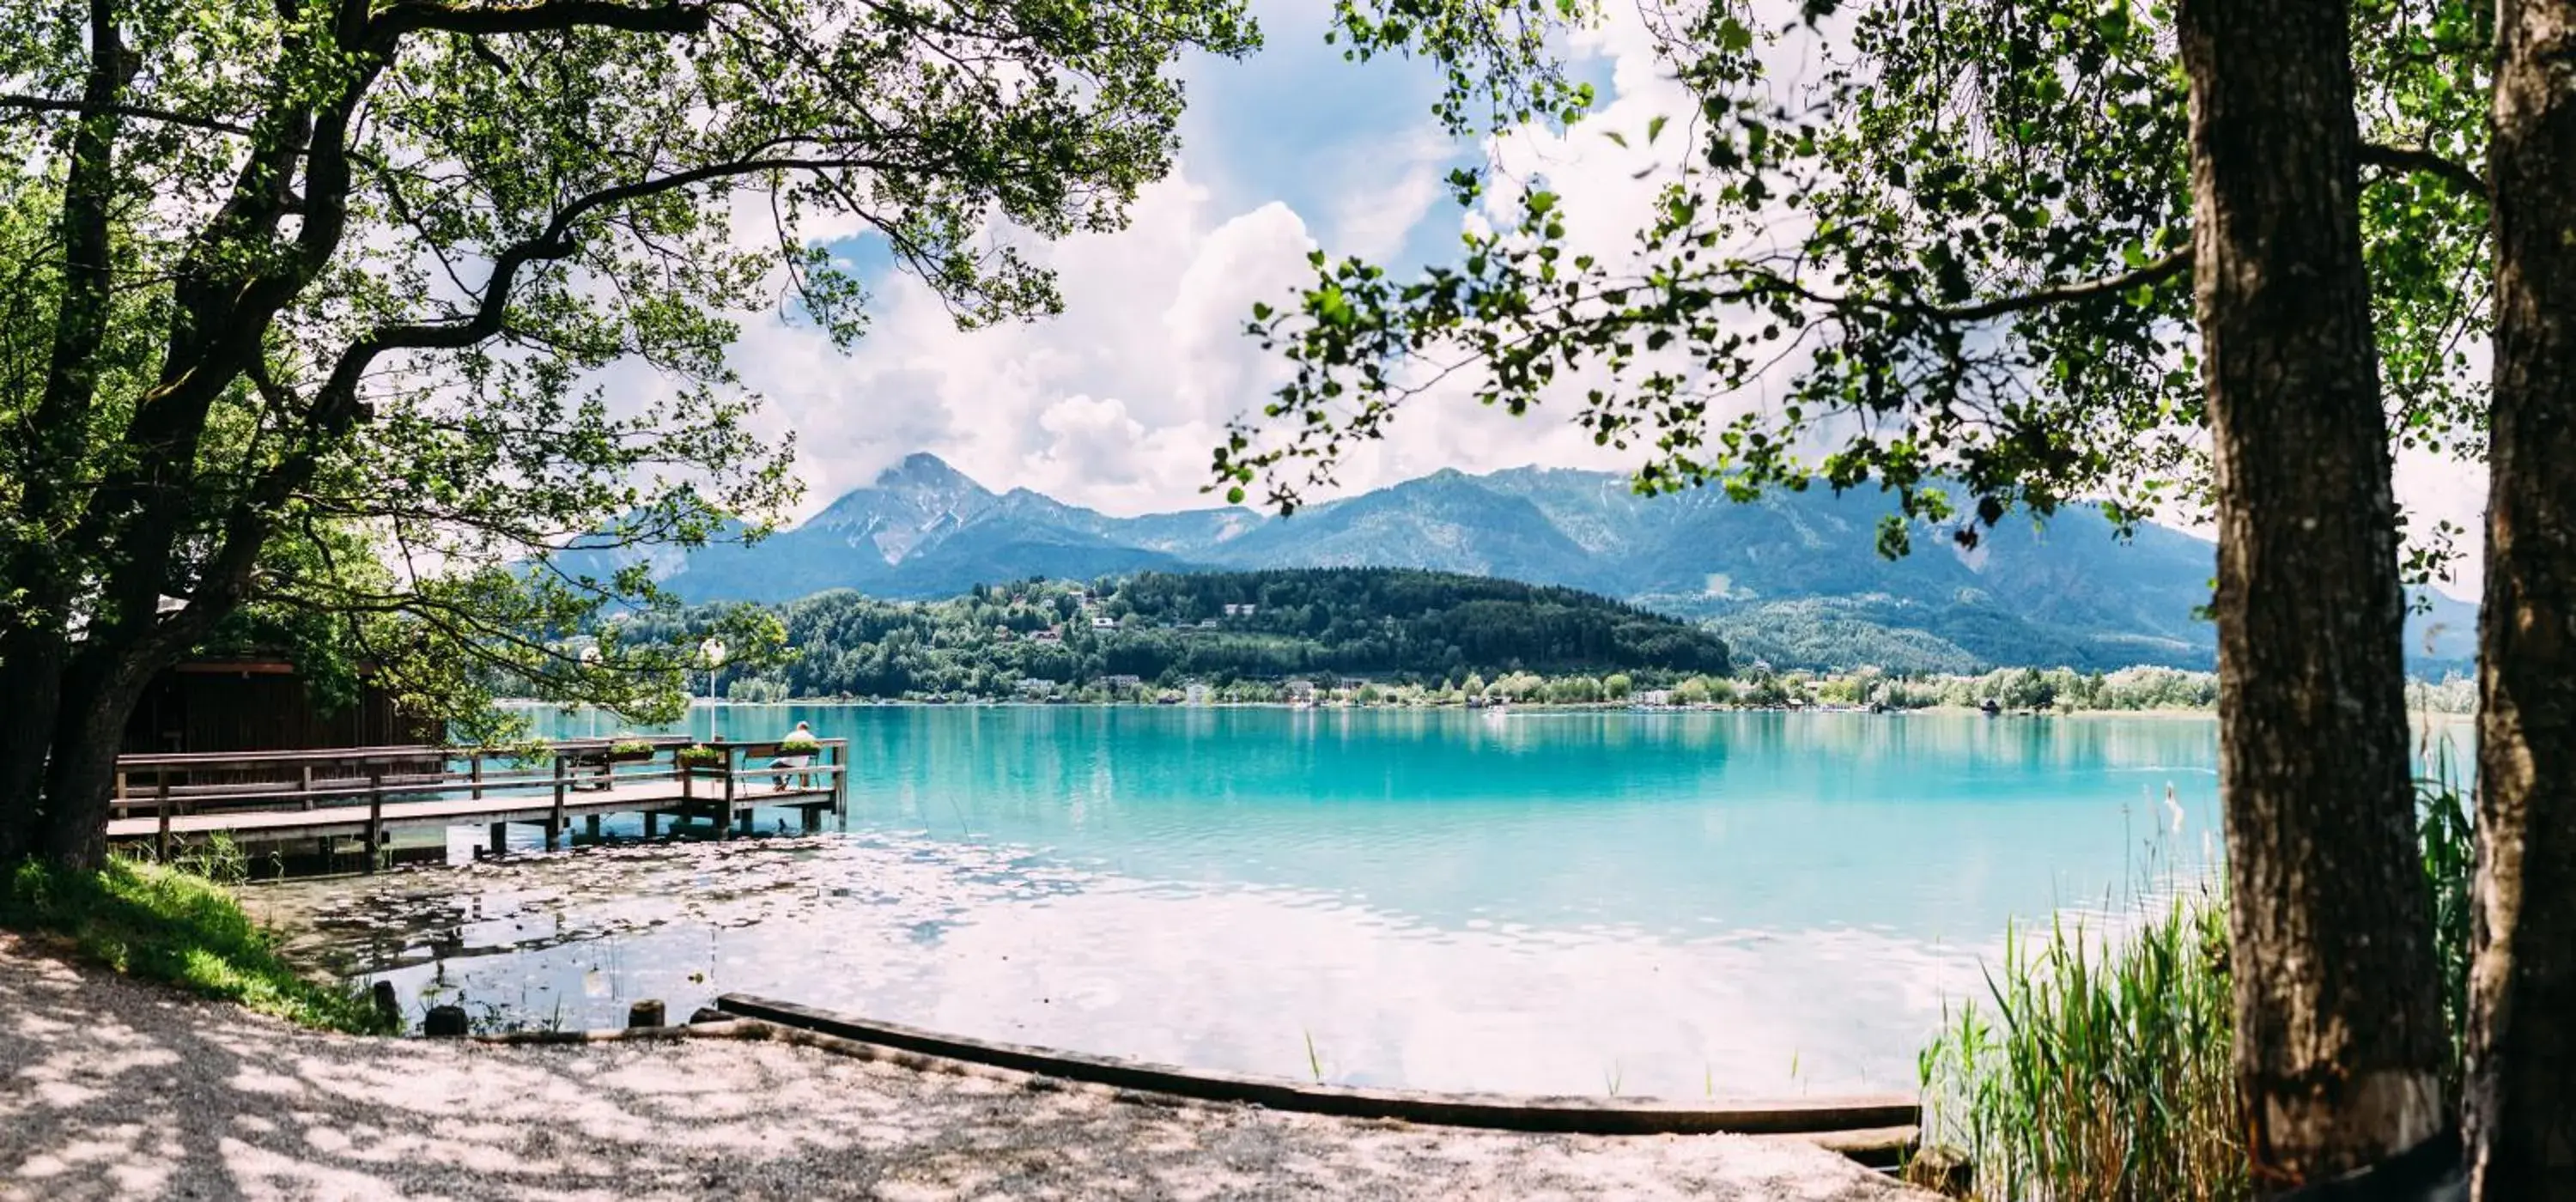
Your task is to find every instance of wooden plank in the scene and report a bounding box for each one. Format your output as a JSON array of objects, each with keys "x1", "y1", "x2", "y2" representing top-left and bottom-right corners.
[
  {"x1": 715, "y1": 994, "x2": 1921, "y2": 1138},
  {"x1": 112, "y1": 737, "x2": 693, "y2": 771},
  {"x1": 1766, "y1": 1126, "x2": 1919, "y2": 1172},
  {"x1": 98, "y1": 741, "x2": 840, "y2": 849},
  {"x1": 103, "y1": 780, "x2": 837, "y2": 843}
]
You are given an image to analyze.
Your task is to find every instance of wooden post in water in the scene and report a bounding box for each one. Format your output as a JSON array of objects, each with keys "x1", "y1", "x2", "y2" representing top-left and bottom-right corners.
[
  {"x1": 489, "y1": 822, "x2": 509, "y2": 859},
  {"x1": 643, "y1": 810, "x2": 659, "y2": 837},
  {"x1": 470, "y1": 751, "x2": 484, "y2": 801},
  {"x1": 363, "y1": 766, "x2": 386, "y2": 873},
  {"x1": 720, "y1": 744, "x2": 738, "y2": 840},
  {"x1": 831, "y1": 742, "x2": 848, "y2": 825},
  {"x1": 548, "y1": 753, "x2": 568, "y2": 850}
]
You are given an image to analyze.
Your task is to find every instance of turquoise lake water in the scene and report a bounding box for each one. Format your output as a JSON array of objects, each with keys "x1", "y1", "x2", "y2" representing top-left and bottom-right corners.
[{"x1": 263, "y1": 705, "x2": 2233, "y2": 1098}]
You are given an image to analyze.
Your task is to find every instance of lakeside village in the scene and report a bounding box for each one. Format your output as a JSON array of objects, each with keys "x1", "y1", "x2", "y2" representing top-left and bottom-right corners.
[{"x1": 647, "y1": 579, "x2": 2478, "y2": 716}]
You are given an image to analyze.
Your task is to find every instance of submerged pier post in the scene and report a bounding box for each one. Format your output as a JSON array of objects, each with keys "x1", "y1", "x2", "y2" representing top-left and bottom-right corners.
[
  {"x1": 547, "y1": 754, "x2": 568, "y2": 851},
  {"x1": 720, "y1": 747, "x2": 738, "y2": 841},
  {"x1": 488, "y1": 822, "x2": 509, "y2": 859},
  {"x1": 362, "y1": 767, "x2": 386, "y2": 874}
]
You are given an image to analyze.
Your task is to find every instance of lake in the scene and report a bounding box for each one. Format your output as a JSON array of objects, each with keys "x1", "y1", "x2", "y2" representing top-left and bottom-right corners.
[{"x1": 257, "y1": 705, "x2": 2232, "y2": 1099}]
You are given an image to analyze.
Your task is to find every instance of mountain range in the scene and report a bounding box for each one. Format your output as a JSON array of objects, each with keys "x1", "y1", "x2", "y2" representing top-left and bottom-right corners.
[{"x1": 558, "y1": 452, "x2": 2478, "y2": 675}]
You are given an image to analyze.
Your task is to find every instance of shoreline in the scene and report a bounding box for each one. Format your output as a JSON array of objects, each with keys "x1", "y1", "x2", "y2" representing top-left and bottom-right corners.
[
  {"x1": 0, "y1": 932, "x2": 1929, "y2": 1201},
  {"x1": 502, "y1": 696, "x2": 2251, "y2": 718}
]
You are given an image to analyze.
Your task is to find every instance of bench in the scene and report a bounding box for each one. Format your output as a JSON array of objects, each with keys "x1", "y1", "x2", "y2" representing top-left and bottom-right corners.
[{"x1": 708, "y1": 742, "x2": 824, "y2": 793}]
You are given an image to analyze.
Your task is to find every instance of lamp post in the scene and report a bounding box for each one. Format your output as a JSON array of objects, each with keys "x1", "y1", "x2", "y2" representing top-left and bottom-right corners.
[
  {"x1": 699, "y1": 637, "x2": 727, "y2": 735},
  {"x1": 579, "y1": 644, "x2": 602, "y2": 738}
]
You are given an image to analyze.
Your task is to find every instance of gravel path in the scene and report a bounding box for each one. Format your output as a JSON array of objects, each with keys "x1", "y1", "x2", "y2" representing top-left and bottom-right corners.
[{"x1": 1, "y1": 934, "x2": 1932, "y2": 1200}]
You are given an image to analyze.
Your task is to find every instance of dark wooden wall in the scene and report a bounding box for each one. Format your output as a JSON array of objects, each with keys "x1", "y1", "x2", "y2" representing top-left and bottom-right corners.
[{"x1": 121, "y1": 664, "x2": 438, "y2": 755}]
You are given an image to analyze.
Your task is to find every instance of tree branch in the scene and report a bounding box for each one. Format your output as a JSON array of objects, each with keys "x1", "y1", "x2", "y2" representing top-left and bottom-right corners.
[
  {"x1": 1917, "y1": 250, "x2": 2196, "y2": 322},
  {"x1": 370, "y1": 0, "x2": 714, "y2": 41},
  {"x1": 1747, "y1": 249, "x2": 2196, "y2": 325},
  {"x1": 0, "y1": 94, "x2": 257, "y2": 137},
  {"x1": 329, "y1": 151, "x2": 891, "y2": 369},
  {"x1": 2360, "y1": 143, "x2": 2486, "y2": 197}
]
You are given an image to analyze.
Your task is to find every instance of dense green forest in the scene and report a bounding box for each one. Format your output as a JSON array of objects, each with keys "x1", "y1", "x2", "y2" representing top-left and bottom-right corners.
[
  {"x1": 579, "y1": 569, "x2": 2477, "y2": 713},
  {"x1": 619, "y1": 568, "x2": 1731, "y2": 700}
]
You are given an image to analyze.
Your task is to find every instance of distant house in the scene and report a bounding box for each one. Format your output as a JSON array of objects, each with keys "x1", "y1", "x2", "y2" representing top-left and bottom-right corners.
[
  {"x1": 1637, "y1": 689, "x2": 1674, "y2": 707},
  {"x1": 992, "y1": 627, "x2": 1017, "y2": 641},
  {"x1": 1196, "y1": 619, "x2": 1219, "y2": 630},
  {"x1": 1283, "y1": 679, "x2": 1316, "y2": 701},
  {"x1": 1221, "y1": 603, "x2": 1261, "y2": 617},
  {"x1": 1185, "y1": 683, "x2": 1211, "y2": 706},
  {"x1": 1017, "y1": 678, "x2": 1058, "y2": 697},
  {"x1": 1090, "y1": 616, "x2": 1117, "y2": 629},
  {"x1": 1103, "y1": 674, "x2": 1144, "y2": 690},
  {"x1": 1030, "y1": 628, "x2": 1063, "y2": 644}
]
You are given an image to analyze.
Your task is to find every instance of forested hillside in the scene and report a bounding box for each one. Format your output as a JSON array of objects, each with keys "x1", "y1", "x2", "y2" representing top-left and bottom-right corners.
[
  {"x1": 623, "y1": 569, "x2": 1728, "y2": 699},
  {"x1": 557, "y1": 453, "x2": 2481, "y2": 674}
]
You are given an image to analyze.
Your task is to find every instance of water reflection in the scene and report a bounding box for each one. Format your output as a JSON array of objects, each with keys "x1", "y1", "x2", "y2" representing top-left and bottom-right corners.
[{"x1": 256, "y1": 708, "x2": 2239, "y2": 1098}]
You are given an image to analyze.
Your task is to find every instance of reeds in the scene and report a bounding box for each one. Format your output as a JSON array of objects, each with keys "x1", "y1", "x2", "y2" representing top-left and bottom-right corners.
[
  {"x1": 1919, "y1": 889, "x2": 2242, "y2": 1201},
  {"x1": 1919, "y1": 759, "x2": 2476, "y2": 1200}
]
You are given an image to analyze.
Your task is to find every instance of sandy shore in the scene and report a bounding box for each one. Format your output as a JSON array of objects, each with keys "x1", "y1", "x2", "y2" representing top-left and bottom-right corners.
[{"x1": 1, "y1": 933, "x2": 1929, "y2": 1201}]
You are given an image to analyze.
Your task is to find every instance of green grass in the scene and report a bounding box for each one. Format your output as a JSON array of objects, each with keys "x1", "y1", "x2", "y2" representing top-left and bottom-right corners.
[
  {"x1": 1918, "y1": 761, "x2": 2477, "y2": 1201},
  {"x1": 2, "y1": 853, "x2": 395, "y2": 1035}
]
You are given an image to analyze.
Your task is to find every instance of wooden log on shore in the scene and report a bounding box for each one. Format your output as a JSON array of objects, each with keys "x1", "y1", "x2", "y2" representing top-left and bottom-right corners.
[{"x1": 717, "y1": 993, "x2": 1919, "y2": 1138}]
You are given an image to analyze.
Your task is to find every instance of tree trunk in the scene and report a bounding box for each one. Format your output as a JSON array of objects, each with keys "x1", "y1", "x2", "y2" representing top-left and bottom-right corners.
[
  {"x1": 4, "y1": 0, "x2": 128, "y2": 865},
  {"x1": 2176, "y1": 0, "x2": 2454, "y2": 1189},
  {"x1": 0, "y1": 629, "x2": 65, "y2": 862},
  {"x1": 35, "y1": 649, "x2": 160, "y2": 871},
  {"x1": 2466, "y1": 0, "x2": 2576, "y2": 1193}
]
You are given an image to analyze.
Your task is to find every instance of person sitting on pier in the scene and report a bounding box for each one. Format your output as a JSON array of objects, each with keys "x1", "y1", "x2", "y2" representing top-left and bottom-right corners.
[{"x1": 769, "y1": 721, "x2": 817, "y2": 792}]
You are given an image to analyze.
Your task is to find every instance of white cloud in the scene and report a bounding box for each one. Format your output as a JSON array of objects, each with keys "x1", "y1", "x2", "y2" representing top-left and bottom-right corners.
[
  {"x1": 704, "y1": 0, "x2": 2488, "y2": 599},
  {"x1": 725, "y1": 165, "x2": 1321, "y2": 517}
]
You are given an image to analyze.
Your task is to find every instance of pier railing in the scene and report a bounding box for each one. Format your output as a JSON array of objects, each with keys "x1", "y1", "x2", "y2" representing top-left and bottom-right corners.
[{"x1": 109, "y1": 737, "x2": 850, "y2": 861}]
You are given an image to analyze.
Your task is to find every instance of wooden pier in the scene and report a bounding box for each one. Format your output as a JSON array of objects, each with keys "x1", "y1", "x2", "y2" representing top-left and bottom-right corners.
[{"x1": 103, "y1": 736, "x2": 848, "y2": 868}]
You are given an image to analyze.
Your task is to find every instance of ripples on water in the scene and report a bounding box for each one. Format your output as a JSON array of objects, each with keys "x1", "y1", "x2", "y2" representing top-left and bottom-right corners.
[{"x1": 253, "y1": 708, "x2": 2234, "y2": 1099}]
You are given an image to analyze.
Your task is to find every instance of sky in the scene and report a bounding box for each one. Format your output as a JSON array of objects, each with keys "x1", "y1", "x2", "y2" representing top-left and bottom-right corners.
[{"x1": 716, "y1": 1, "x2": 2489, "y2": 598}]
